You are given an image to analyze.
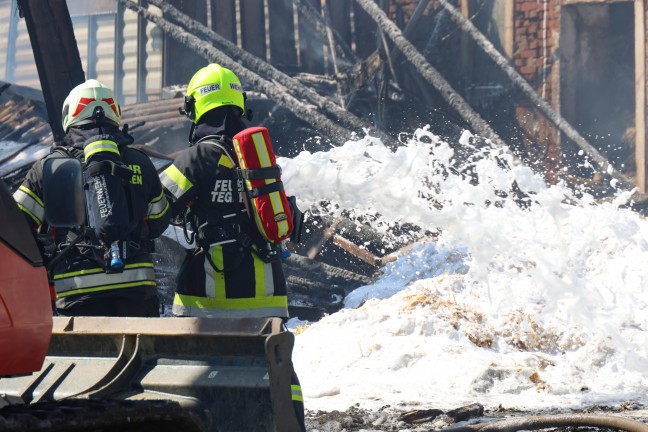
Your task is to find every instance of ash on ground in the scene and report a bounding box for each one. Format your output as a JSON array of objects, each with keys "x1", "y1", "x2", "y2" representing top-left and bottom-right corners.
[{"x1": 304, "y1": 402, "x2": 648, "y2": 432}]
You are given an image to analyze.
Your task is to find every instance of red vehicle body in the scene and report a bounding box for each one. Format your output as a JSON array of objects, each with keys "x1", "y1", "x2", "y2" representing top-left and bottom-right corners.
[{"x1": 0, "y1": 180, "x2": 52, "y2": 377}]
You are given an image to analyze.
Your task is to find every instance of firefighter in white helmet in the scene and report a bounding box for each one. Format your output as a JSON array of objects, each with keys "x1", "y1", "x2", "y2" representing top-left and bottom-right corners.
[{"x1": 14, "y1": 78, "x2": 170, "y2": 316}]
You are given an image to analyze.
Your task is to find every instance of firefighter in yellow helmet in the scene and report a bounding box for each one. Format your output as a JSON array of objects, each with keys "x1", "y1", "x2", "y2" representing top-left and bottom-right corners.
[
  {"x1": 13, "y1": 79, "x2": 170, "y2": 317},
  {"x1": 159, "y1": 64, "x2": 305, "y2": 430}
]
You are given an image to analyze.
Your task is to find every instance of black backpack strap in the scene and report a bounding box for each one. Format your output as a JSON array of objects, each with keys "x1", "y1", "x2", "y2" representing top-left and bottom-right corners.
[
  {"x1": 86, "y1": 160, "x2": 133, "y2": 181},
  {"x1": 189, "y1": 135, "x2": 281, "y2": 265},
  {"x1": 248, "y1": 181, "x2": 284, "y2": 198},
  {"x1": 238, "y1": 166, "x2": 282, "y2": 180},
  {"x1": 50, "y1": 145, "x2": 83, "y2": 160}
]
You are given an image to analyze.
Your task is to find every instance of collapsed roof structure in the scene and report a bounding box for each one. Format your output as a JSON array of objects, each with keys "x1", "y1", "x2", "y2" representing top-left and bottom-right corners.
[{"x1": 1, "y1": 0, "x2": 648, "y2": 316}]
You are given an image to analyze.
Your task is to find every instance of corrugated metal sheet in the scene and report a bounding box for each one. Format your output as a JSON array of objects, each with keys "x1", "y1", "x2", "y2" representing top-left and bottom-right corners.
[
  {"x1": 71, "y1": 15, "x2": 89, "y2": 75},
  {"x1": 0, "y1": 2, "x2": 12, "y2": 77},
  {"x1": 67, "y1": 0, "x2": 117, "y2": 17},
  {"x1": 0, "y1": 0, "x2": 162, "y2": 105},
  {"x1": 122, "y1": 6, "x2": 140, "y2": 104},
  {"x1": 94, "y1": 13, "x2": 116, "y2": 86},
  {"x1": 12, "y1": 8, "x2": 39, "y2": 89}
]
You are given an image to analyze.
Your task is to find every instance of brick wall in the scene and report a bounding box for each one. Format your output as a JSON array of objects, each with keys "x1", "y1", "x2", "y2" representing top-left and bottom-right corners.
[
  {"x1": 513, "y1": 0, "x2": 561, "y2": 181},
  {"x1": 385, "y1": 0, "x2": 565, "y2": 182},
  {"x1": 514, "y1": 0, "x2": 558, "y2": 96}
]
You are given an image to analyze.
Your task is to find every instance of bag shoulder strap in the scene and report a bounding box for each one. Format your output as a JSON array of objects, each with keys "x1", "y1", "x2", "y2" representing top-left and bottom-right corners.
[
  {"x1": 190, "y1": 136, "x2": 280, "y2": 263},
  {"x1": 50, "y1": 145, "x2": 82, "y2": 159},
  {"x1": 195, "y1": 135, "x2": 237, "y2": 166}
]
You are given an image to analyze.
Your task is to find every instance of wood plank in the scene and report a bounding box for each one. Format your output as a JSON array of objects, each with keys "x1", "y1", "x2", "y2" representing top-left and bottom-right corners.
[
  {"x1": 352, "y1": 0, "x2": 378, "y2": 59},
  {"x1": 268, "y1": 0, "x2": 297, "y2": 67},
  {"x1": 163, "y1": 0, "x2": 207, "y2": 87},
  {"x1": 211, "y1": 0, "x2": 237, "y2": 43},
  {"x1": 298, "y1": 0, "x2": 324, "y2": 74},
  {"x1": 328, "y1": 1, "x2": 352, "y2": 50},
  {"x1": 240, "y1": 0, "x2": 266, "y2": 60}
]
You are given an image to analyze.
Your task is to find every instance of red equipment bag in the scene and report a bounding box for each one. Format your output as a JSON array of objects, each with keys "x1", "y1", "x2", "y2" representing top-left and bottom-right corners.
[{"x1": 232, "y1": 127, "x2": 293, "y2": 244}]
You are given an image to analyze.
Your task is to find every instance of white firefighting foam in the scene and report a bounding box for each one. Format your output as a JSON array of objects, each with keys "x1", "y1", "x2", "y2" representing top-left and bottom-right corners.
[{"x1": 280, "y1": 127, "x2": 648, "y2": 412}]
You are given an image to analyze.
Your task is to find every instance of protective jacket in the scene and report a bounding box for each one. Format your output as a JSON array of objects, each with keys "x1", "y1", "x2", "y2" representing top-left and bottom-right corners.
[
  {"x1": 13, "y1": 126, "x2": 170, "y2": 316},
  {"x1": 160, "y1": 131, "x2": 289, "y2": 319}
]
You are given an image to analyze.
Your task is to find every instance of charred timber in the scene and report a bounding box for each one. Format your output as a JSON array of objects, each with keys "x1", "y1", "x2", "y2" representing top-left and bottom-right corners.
[
  {"x1": 343, "y1": 0, "x2": 433, "y2": 99},
  {"x1": 352, "y1": 0, "x2": 508, "y2": 151},
  {"x1": 120, "y1": 0, "x2": 362, "y2": 145},
  {"x1": 291, "y1": 0, "x2": 358, "y2": 67},
  {"x1": 145, "y1": 0, "x2": 396, "y2": 148}
]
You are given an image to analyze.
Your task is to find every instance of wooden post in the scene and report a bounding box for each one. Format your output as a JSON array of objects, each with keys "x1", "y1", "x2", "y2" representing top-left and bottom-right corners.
[
  {"x1": 459, "y1": 0, "x2": 472, "y2": 78},
  {"x1": 635, "y1": 0, "x2": 646, "y2": 193},
  {"x1": 240, "y1": 0, "x2": 266, "y2": 61},
  {"x1": 503, "y1": 0, "x2": 514, "y2": 58},
  {"x1": 211, "y1": 0, "x2": 237, "y2": 42},
  {"x1": 87, "y1": 15, "x2": 98, "y2": 79},
  {"x1": 269, "y1": 0, "x2": 297, "y2": 67}
]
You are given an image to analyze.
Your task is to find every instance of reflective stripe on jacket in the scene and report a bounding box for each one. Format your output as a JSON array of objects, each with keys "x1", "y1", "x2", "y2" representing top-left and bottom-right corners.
[
  {"x1": 54, "y1": 262, "x2": 156, "y2": 297},
  {"x1": 13, "y1": 185, "x2": 45, "y2": 225},
  {"x1": 172, "y1": 241, "x2": 288, "y2": 319}
]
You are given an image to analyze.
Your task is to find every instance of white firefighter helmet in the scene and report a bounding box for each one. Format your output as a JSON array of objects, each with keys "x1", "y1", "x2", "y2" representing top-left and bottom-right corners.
[{"x1": 61, "y1": 79, "x2": 121, "y2": 132}]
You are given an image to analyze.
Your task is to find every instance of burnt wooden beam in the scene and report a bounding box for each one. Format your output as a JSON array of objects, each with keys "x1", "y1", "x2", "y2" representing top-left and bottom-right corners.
[
  {"x1": 143, "y1": 0, "x2": 398, "y2": 147},
  {"x1": 307, "y1": 217, "x2": 342, "y2": 260},
  {"x1": 292, "y1": 0, "x2": 358, "y2": 67},
  {"x1": 16, "y1": 0, "x2": 85, "y2": 143},
  {"x1": 343, "y1": 0, "x2": 433, "y2": 106},
  {"x1": 353, "y1": 0, "x2": 508, "y2": 150},
  {"x1": 331, "y1": 235, "x2": 379, "y2": 267},
  {"x1": 121, "y1": 0, "x2": 363, "y2": 144}
]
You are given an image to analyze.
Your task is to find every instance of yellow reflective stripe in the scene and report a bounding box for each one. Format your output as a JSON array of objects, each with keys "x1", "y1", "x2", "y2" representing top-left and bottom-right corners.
[
  {"x1": 147, "y1": 200, "x2": 169, "y2": 219},
  {"x1": 232, "y1": 138, "x2": 247, "y2": 169},
  {"x1": 54, "y1": 265, "x2": 156, "y2": 293},
  {"x1": 17, "y1": 203, "x2": 41, "y2": 225},
  {"x1": 291, "y1": 385, "x2": 304, "y2": 402},
  {"x1": 209, "y1": 245, "x2": 226, "y2": 300},
  {"x1": 14, "y1": 187, "x2": 45, "y2": 224},
  {"x1": 54, "y1": 262, "x2": 154, "y2": 280},
  {"x1": 173, "y1": 293, "x2": 288, "y2": 310},
  {"x1": 54, "y1": 267, "x2": 104, "y2": 280},
  {"x1": 218, "y1": 154, "x2": 234, "y2": 168},
  {"x1": 268, "y1": 189, "x2": 289, "y2": 238},
  {"x1": 252, "y1": 131, "x2": 272, "y2": 167},
  {"x1": 57, "y1": 281, "x2": 157, "y2": 298},
  {"x1": 147, "y1": 192, "x2": 169, "y2": 219},
  {"x1": 150, "y1": 189, "x2": 164, "y2": 203},
  {"x1": 254, "y1": 252, "x2": 266, "y2": 298},
  {"x1": 160, "y1": 164, "x2": 193, "y2": 199},
  {"x1": 84, "y1": 139, "x2": 120, "y2": 161},
  {"x1": 19, "y1": 185, "x2": 44, "y2": 207}
]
